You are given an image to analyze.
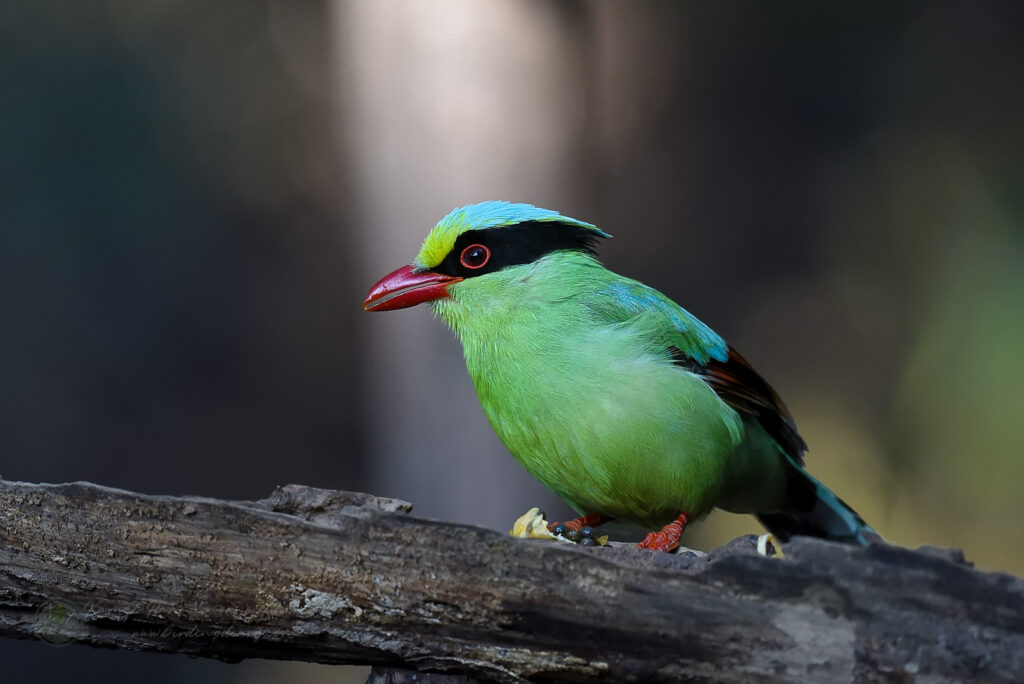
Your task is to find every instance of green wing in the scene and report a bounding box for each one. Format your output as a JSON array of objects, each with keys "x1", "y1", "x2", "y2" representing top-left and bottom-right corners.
[
  {"x1": 582, "y1": 277, "x2": 806, "y2": 463},
  {"x1": 581, "y1": 278, "x2": 729, "y2": 365}
]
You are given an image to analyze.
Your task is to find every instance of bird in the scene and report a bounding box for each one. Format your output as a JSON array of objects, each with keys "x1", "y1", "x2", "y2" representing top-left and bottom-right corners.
[{"x1": 363, "y1": 201, "x2": 874, "y2": 551}]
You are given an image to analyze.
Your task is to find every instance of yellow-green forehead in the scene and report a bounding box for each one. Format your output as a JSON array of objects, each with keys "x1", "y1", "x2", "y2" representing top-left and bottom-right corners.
[{"x1": 414, "y1": 201, "x2": 599, "y2": 269}]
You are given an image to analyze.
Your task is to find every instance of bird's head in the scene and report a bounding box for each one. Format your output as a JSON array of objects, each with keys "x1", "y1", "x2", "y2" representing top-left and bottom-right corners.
[{"x1": 363, "y1": 201, "x2": 610, "y2": 314}]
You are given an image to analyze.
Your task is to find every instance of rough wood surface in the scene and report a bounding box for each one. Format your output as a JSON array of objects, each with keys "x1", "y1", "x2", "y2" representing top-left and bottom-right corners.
[{"x1": 0, "y1": 479, "x2": 1021, "y2": 682}]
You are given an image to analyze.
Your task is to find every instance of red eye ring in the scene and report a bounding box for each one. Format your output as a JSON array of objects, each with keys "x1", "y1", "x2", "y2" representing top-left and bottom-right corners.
[{"x1": 459, "y1": 243, "x2": 491, "y2": 270}]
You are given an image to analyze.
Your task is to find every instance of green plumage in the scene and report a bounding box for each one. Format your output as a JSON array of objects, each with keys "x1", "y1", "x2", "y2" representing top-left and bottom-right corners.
[
  {"x1": 368, "y1": 201, "x2": 873, "y2": 546},
  {"x1": 435, "y1": 251, "x2": 788, "y2": 528}
]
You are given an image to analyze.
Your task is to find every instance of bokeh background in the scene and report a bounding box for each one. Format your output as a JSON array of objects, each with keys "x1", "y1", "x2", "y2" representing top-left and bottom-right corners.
[{"x1": 3, "y1": 1, "x2": 1023, "y2": 682}]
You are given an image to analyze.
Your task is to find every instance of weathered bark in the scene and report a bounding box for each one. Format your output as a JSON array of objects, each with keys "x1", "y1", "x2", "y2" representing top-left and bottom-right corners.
[{"x1": 0, "y1": 479, "x2": 1021, "y2": 683}]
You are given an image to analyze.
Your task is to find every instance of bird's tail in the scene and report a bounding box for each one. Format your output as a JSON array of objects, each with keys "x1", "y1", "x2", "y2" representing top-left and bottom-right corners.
[{"x1": 757, "y1": 453, "x2": 875, "y2": 546}]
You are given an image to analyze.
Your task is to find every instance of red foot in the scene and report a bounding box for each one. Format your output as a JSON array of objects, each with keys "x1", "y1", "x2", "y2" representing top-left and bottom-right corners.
[
  {"x1": 548, "y1": 512, "x2": 610, "y2": 533},
  {"x1": 637, "y1": 513, "x2": 690, "y2": 552}
]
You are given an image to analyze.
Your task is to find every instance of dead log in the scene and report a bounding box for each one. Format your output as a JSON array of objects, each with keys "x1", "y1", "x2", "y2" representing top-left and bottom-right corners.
[{"x1": 0, "y1": 479, "x2": 1021, "y2": 682}]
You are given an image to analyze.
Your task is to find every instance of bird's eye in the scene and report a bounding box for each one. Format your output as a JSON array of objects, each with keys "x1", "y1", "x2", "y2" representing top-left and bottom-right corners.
[{"x1": 459, "y1": 244, "x2": 491, "y2": 270}]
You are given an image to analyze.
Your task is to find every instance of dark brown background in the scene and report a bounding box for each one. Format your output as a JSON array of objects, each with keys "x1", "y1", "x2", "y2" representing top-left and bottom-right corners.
[{"x1": 3, "y1": 2, "x2": 1023, "y2": 682}]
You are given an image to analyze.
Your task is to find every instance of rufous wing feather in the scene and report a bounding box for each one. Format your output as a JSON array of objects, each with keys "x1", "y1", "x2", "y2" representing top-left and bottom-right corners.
[{"x1": 692, "y1": 348, "x2": 808, "y2": 463}]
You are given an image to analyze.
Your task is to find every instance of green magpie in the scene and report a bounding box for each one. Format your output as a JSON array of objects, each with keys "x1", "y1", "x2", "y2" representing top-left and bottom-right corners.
[{"x1": 363, "y1": 201, "x2": 873, "y2": 551}]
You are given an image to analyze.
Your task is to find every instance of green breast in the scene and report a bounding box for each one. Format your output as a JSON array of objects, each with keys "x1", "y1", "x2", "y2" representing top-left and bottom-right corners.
[
  {"x1": 431, "y1": 253, "x2": 792, "y2": 528},
  {"x1": 463, "y1": 311, "x2": 747, "y2": 527}
]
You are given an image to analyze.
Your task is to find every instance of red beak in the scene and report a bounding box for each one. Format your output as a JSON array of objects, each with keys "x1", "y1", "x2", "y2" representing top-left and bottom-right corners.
[{"x1": 363, "y1": 265, "x2": 462, "y2": 312}]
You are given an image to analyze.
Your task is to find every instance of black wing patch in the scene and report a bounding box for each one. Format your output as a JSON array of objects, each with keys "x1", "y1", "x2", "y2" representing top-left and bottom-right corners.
[{"x1": 672, "y1": 346, "x2": 807, "y2": 464}]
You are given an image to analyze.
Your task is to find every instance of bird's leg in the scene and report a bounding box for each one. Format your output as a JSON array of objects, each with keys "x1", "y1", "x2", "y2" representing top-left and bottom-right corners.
[
  {"x1": 637, "y1": 513, "x2": 690, "y2": 552},
  {"x1": 548, "y1": 512, "x2": 608, "y2": 532},
  {"x1": 548, "y1": 512, "x2": 610, "y2": 544}
]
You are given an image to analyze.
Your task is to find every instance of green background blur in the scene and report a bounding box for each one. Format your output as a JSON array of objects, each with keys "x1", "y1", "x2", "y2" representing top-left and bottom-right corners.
[{"x1": 2, "y1": 2, "x2": 1023, "y2": 682}]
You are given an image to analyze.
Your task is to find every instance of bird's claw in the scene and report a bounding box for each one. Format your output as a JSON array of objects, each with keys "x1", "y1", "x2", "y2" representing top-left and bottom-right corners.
[
  {"x1": 636, "y1": 513, "x2": 688, "y2": 553},
  {"x1": 509, "y1": 508, "x2": 607, "y2": 545}
]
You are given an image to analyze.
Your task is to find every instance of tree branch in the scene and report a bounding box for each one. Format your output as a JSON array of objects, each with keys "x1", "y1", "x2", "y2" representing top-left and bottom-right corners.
[{"x1": 0, "y1": 479, "x2": 1020, "y2": 682}]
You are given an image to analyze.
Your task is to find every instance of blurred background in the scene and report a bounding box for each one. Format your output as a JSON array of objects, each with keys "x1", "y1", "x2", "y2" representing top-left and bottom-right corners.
[{"x1": 2, "y1": 1, "x2": 1023, "y2": 682}]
